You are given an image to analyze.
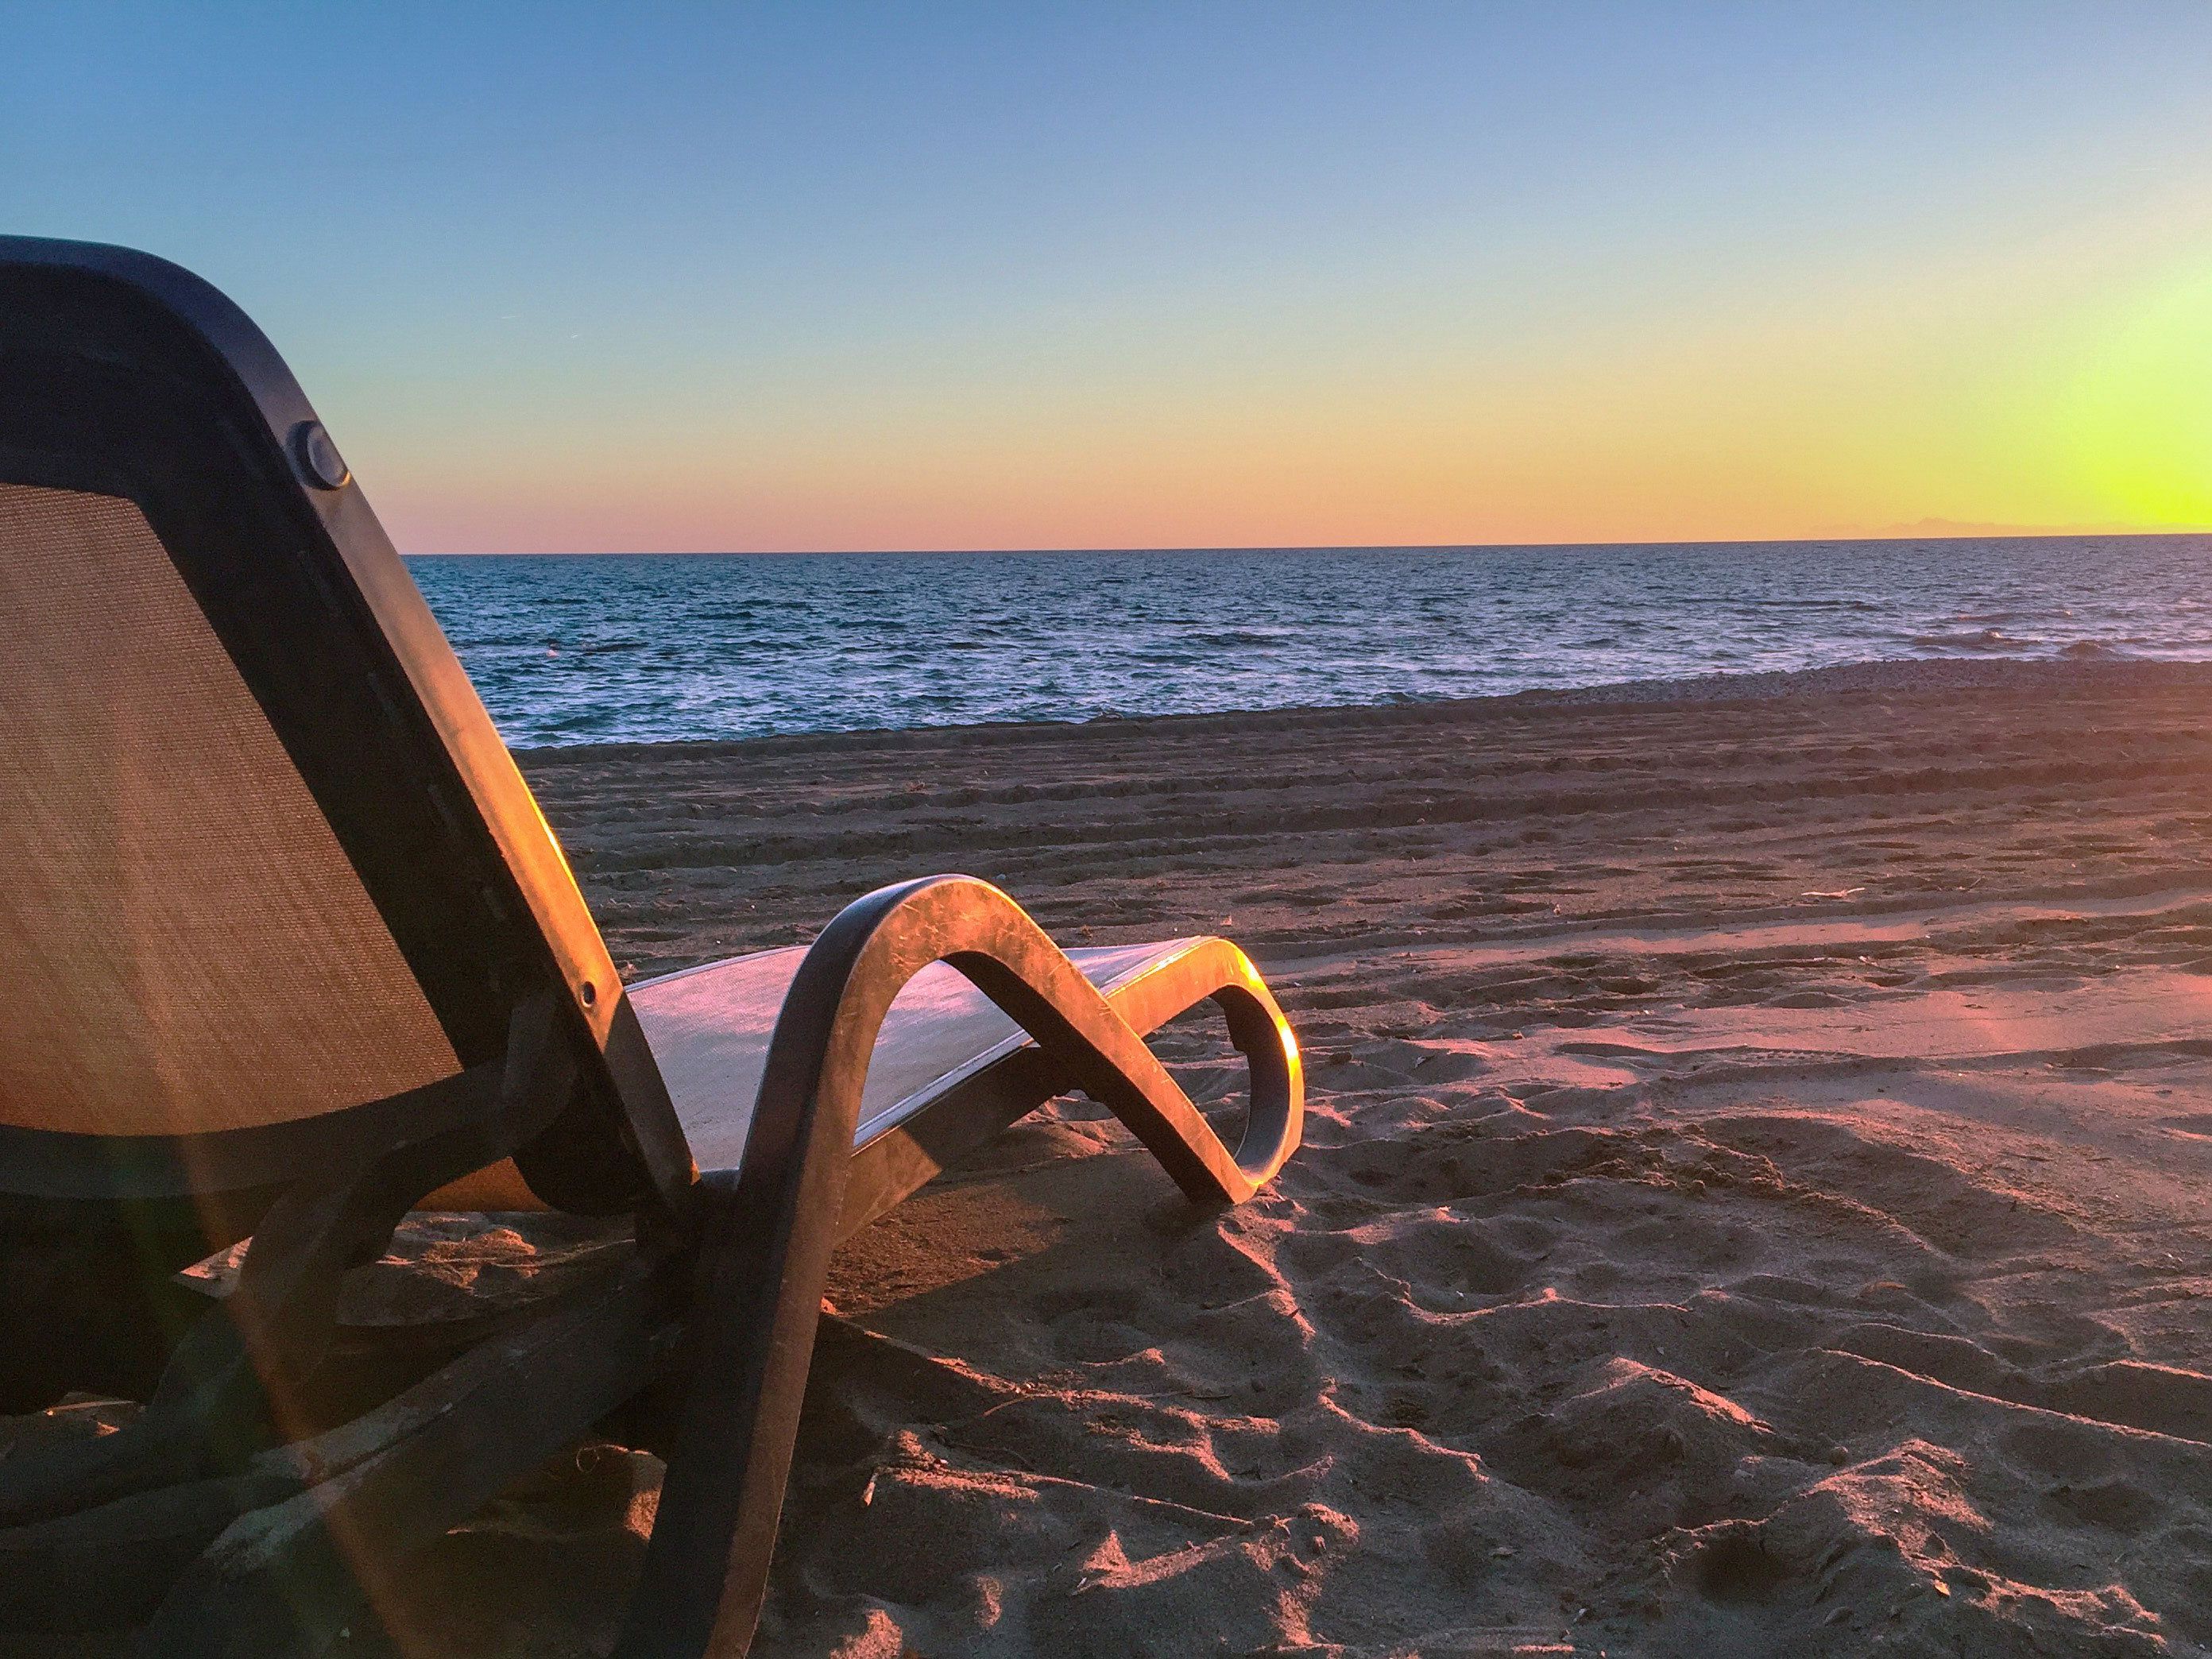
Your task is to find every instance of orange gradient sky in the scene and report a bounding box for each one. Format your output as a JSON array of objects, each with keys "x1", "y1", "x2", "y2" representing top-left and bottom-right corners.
[{"x1": 10, "y1": 4, "x2": 2212, "y2": 551}]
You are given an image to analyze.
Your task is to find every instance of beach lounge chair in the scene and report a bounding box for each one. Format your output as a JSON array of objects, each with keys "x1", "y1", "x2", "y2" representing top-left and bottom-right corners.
[{"x1": 0, "y1": 237, "x2": 1302, "y2": 1655}]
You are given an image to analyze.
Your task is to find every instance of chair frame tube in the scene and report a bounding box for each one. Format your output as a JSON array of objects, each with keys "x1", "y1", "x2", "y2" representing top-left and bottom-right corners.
[{"x1": 616, "y1": 874, "x2": 1298, "y2": 1657}]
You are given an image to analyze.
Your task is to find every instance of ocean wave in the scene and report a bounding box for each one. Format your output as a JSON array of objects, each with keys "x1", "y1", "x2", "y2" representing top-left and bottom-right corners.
[
  {"x1": 1178, "y1": 629, "x2": 1299, "y2": 648},
  {"x1": 1908, "y1": 628, "x2": 2038, "y2": 653},
  {"x1": 1752, "y1": 597, "x2": 1888, "y2": 612}
]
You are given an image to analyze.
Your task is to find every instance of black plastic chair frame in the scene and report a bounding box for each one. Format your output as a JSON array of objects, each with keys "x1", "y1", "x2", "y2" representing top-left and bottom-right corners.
[{"x1": 0, "y1": 235, "x2": 1304, "y2": 1656}]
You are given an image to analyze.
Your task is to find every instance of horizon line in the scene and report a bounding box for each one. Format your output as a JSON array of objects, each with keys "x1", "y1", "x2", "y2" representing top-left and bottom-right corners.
[{"x1": 404, "y1": 524, "x2": 2212, "y2": 559}]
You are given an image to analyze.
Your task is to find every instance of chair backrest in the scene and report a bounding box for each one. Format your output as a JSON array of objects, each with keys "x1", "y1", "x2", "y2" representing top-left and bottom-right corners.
[{"x1": 0, "y1": 238, "x2": 690, "y2": 1219}]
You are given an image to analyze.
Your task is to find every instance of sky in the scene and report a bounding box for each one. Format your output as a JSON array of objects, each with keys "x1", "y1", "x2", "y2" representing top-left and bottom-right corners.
[{"x1": 6, "y1": 2, "x2": 2212, "y2": 553}]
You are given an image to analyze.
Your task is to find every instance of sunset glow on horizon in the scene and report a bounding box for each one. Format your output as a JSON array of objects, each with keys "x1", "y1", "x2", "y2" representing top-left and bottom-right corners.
[{"x1": 10, "y1": 3, "x2": 2212, "y2": 553}]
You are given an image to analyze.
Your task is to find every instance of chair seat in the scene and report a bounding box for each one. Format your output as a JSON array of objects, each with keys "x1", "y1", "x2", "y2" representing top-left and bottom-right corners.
[
  {"x1": 632, "y1": 936, "x2": 1202, "y2": 1175},
  {"x1": 418, "y1": 936, "x2": 1205, "y2": 1208}
]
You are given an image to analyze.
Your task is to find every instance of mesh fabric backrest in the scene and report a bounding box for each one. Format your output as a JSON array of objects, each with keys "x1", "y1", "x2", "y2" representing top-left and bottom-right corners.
[{"x1": 0, "y1": 481, "x2": 460, "y2": 1136}]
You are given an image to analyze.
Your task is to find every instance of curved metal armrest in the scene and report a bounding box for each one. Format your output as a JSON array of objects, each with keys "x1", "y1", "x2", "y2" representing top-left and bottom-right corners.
[
  {"x1": 760, "y1": 875, "x2": 1301, "y2": 1208},
  {"x1": 850, "y1": 880, "x2": 1301, "y2": 1203}
]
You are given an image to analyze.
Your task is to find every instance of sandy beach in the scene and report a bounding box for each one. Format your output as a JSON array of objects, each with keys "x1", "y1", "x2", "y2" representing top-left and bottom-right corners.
[{"x1": 20, "y1": 656, "x2": 2212, "y2": 1656}]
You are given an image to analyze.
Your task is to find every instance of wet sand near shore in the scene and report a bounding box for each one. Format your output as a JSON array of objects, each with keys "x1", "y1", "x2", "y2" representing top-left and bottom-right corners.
[{"x1": 18, "y1": 659, "x2": 2212, "y2": 1655}]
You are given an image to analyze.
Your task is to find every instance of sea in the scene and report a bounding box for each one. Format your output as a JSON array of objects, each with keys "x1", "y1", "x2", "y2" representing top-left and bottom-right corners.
[{"x1": 405, "y1": 536, "x2": 2212, "y2": 749}]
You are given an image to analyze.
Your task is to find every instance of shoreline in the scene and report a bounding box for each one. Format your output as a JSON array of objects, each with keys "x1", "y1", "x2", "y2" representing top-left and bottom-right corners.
[
  {"x1": 520, "y1": 657, "x2": 2212, "y2": 983},
  {"x1": 513, "y1": 654, "x2": 2212, "y2": 760}
]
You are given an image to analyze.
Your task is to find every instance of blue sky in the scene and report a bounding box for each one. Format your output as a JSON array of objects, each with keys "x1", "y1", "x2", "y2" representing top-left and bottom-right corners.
[{"x1": 7, "y1": 3, "x2": 2211, "y2": 550}]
